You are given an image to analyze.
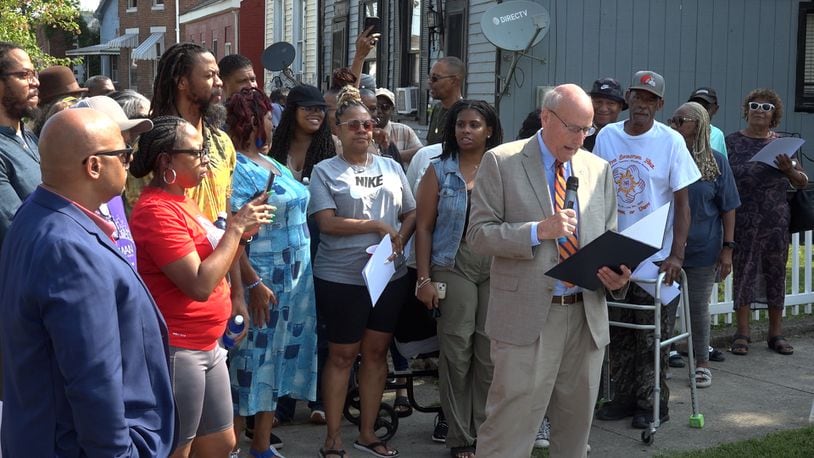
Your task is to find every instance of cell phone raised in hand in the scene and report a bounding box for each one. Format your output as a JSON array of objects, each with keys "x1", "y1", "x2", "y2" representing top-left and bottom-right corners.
[{"x1": 364, "y1": 16, "x2": 382, "y2": 35}]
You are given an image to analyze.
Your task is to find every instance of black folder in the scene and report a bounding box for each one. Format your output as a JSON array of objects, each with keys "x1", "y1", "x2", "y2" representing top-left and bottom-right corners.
[{"x1": 545, "y1": 231, "x2": 658, "y2": 290}]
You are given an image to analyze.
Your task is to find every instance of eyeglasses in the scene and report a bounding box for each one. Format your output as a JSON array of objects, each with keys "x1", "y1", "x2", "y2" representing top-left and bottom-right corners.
[
  {"x1": 667, "y1": 116, "x2": 698, "y2": 128},
  {"x1": 0, "y1": 69, "x2": 38, "y2": 82},
  {"x1": 339, "y1": 119, "x2": 375, "y2": 132},
  {"x1": 748, "y1": 102, "x2": 775, "y2": 112},
  {"x1": 548, "y1": 110, "x2": 596, "y2": 136},
  {"x1": 298, "y1": 106, "x2": 327, "y2": 114},
  {"x1": 429, "y1": 74, "x2": 456, "y2": 83},
  {"x1": 170, "y1": 148, "x2": 209, "y2": 160},
  {"x1": 82, "y1": 148, "x2": 134, "y2": 166}
]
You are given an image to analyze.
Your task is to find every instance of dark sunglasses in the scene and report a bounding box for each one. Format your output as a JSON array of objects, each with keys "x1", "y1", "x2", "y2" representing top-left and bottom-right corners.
[
  {"x1": 667, "y1": 116, "x2": 698, "y2": 127},
  {"x1": 298, "y1": 106, "x2": 327, "y2": 114},
  {"x1": 339, "y1": 119, "x2": 375, "y2": 132},
  {"x1": 169, "y1": 147, "x2": 209, "y2": 160},
  {"x1": 82, "y1": 147, "x2": 134, "y2": 165},
  {"x1": 429, "y1": 74, "x2": 456, "y2": 83},
  {"x1": 748, "y1": 102, "x2": 775, "y2": 112}
]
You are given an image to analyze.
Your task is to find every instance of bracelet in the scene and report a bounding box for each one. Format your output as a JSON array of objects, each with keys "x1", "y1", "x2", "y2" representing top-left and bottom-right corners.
[
  {"x1": 415, "y1": 277, "x2": 432, "y2": 296},
  {"x1": 239, "y1": 236, "x2": 253, "y2": 246},
  {"x1": 246, "y1": 278, "x2": 263, "y2": 290}
]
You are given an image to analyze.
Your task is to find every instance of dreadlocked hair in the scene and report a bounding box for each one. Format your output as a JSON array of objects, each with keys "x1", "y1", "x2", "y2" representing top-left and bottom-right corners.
[
  {"x1": 226, "y1": 87, "x2": 273, "y2": 151},
  {"x1": 334, "y1": 85, "x2": 366, "y2": 124},
  {"x1": 131, "y1": 116, "x2": 190, "y2": 178},
  {"x1": 150, "y1": 43, "x2": 208, "y2": 117},
  {"x1": 681, "y1": 101, "x2": 720, "y2": 181},
  {"x1": 269, "y1": 92, "x2": 336, "y2": 180}
]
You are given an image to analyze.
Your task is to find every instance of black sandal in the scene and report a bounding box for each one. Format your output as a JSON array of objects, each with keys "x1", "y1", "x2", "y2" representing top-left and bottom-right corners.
[
  {"x1": 319, "y1": 448, "x2": 347, "y2": 457},
  {"x1": 393, "y1": 395, "x2": 413, "y2": 418},
  {"x1": 767, "y1": 335, "x2": 794, "y2": 355},
  {"x1": 730, "y1": 334, "x2": 751, "y2": 355}
]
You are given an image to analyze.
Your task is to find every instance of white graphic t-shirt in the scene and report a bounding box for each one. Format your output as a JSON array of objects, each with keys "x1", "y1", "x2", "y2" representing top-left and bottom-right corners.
[
  {"x1": 593, "y1": 120, "x2": 701, "y2": 262},
  {"x1": 308, "y1": 154, "x2": 416, "y2": 285}
]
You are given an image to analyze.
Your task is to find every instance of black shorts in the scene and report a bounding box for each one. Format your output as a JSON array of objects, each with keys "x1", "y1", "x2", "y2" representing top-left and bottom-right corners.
[{"x1": 315, "y1": 275, "x2": 409, "y2": 344}]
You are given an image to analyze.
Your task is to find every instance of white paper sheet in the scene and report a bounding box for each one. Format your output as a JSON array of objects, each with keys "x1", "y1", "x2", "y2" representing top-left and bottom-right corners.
[
  {"x1": 748, "y1": 137, "x2": 806, "y2": 169},
  {"x1": 362, "y1": 234, "x2": 397, "y2": 307},
  {"x1": 620, "y1": 202, "x2": 670, "y2": 249},
  {"x1": 631, "y1": 261, "x2": 681, "y2": 304},
  {"x1": 620, "y1": 203, "x2": 676, "y2": 300}
]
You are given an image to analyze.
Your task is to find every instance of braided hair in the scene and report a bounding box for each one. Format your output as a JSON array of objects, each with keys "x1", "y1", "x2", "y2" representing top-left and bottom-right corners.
[
  {"x1": 440, "y1": 100, "x2": 503, "y2": 160},
  {"x1": 130, "y1": 116, "x2": 189, "y2": 178},
  {"x1": 150, "y1": 42, "x2": 208, "y2": 118},
  {"x1": 226, "y1": 87, "x2": 273, "y2": 151},
  {"x1": 334, "y1": 85, "x2": 367, "y2": 122},
  {"x1": 680, "y1": 101, "x2": 720, "y2": 181},
  {"x1": 269, "y1": 90, "x2": 335, "y2": 180}
]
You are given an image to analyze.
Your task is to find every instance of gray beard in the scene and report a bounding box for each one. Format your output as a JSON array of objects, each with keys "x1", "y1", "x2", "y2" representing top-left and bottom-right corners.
[{"x1": 205, "y1": 103, "x2": 226, "y2": 128}]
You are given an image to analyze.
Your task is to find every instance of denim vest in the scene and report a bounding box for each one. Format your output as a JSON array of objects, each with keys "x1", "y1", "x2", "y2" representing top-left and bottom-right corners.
[{"x1": 431, "y1": 156, "x2": 468, "y2": 268}]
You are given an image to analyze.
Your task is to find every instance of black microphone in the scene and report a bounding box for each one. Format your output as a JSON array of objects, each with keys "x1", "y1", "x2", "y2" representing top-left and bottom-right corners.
[{"x1": 564, "y1": 176, "x2": 579, "y2": 209}]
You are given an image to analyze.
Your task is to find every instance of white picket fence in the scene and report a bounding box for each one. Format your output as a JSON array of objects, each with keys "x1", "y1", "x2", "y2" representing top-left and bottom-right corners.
[{"x1": 709, "y1": 231, "x2": 814, "y2": 325}]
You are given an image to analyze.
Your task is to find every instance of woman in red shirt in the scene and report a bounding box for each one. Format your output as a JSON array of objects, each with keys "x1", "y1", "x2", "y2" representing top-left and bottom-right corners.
[{"x1": 130, "y1": 116, "x2": 273, "y2": 458}]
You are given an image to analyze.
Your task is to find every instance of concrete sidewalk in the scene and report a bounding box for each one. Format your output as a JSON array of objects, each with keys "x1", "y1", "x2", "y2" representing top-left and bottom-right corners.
[{"x1": 238, "y1": 324, "x2": 814, "y2": 457}]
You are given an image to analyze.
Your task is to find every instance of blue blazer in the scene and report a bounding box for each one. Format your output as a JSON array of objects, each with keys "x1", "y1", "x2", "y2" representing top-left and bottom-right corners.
[{"x1": 0, "y1": 187, "x2": 176, "y2": 457}]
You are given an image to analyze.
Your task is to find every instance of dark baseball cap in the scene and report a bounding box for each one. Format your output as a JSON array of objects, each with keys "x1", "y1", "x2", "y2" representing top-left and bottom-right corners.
[
  {"x1": 286, "y1": 84, "x2": 327, "y2": 107},
  {"x1": 589, "y1": 78, "x2": 628, "y2": 110},
  {"x1": 688, "y1": 87, "x2": 718, "y2": 105}
]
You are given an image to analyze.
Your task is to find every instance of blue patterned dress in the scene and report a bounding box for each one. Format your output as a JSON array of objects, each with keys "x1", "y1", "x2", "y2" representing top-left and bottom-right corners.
[{"x1": 229, "y1": 153, "x2": 317, "y2": 416}]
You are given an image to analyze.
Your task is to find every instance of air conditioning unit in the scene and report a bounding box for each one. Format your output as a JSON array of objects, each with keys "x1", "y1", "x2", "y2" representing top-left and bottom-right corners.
[{"x1": 396, "y1": 87, "x2": 419, "y2": 114}]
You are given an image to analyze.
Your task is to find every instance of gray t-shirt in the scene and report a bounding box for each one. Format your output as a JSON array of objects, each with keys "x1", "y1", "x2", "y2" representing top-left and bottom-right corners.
[{"x1": 309, "y1": 155, "x2": 416, "y2": 285}]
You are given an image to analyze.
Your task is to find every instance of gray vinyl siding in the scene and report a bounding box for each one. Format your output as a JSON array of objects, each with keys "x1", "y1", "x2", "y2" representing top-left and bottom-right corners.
[
  {"x1": 496, "y1": 0, "x2": 812, "y2": 142},
  {"x1": 466, "y1": 0, "x2": 499, "y2": 103}
]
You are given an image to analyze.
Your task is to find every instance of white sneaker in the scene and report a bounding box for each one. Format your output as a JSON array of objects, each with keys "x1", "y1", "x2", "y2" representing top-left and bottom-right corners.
[{"x1": 533, "y1": 416, "x2": 551, "y2": 448}]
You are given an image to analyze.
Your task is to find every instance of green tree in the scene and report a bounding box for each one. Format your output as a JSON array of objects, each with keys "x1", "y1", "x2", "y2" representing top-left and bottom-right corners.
[{"x1": 0, "y1": 0, "x2": 82, "y2": 67}]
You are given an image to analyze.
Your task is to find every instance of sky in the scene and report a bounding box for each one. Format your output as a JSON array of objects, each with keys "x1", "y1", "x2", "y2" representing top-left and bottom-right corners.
[{"x1": 80, "y1": 0, "x2": 101, "y2": 11}]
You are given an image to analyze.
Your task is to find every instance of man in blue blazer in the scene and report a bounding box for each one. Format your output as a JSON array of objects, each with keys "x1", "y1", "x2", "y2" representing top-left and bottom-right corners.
[{"x1": 0, "y1": 108, "x2": 175, "y2": 457}]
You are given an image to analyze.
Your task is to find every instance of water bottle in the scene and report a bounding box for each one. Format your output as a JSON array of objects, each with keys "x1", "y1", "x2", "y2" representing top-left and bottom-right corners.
[
  {"x1": 222, "y1": 315, "x2": 245, "y2": 350},
  {"x1": 214, "y1": 211, "x2": 228, "y2": 230}
]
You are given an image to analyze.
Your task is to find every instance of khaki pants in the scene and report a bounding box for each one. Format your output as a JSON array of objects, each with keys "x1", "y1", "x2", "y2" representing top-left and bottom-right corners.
[
  {"x1": 433, "y1": 241, "x2": 492, "y2": 449},
  {"x1": 477, "y1": 301, "x2": 603, "y2": 458}
]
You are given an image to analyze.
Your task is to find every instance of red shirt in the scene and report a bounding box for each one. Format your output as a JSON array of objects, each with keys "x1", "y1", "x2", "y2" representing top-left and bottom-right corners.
[{"x1": 131, "y1": 187, "x2": 231, "y2": 350}]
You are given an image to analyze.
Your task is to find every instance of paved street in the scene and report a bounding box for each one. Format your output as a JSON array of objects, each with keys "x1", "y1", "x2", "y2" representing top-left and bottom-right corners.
[{"x1": 237, "y1": 323, "x2": 814, "y2": 457}]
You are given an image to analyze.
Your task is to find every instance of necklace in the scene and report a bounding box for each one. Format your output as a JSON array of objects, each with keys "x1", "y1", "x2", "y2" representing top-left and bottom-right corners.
[{"x1": 340, "y1": 153, "x2": 372, "y2": 174}]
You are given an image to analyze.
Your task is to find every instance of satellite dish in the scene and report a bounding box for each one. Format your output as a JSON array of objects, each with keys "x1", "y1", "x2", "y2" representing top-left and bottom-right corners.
[
  {"x1": 481, "y1": 1, "x2": 550, "y2": 52},
  {"x1": 262, "y1": 42, "x2": 296, "y2": 72}
]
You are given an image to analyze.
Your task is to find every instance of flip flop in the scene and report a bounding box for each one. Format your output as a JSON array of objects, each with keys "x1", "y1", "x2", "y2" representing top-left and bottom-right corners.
[
  {"x1": 450, "y1": 445, "x2": 476, "y2": 458},
  {"x1": 319, "y1": 448, "x2": 346, "y2": 457},
  {"x1": 353, "y1": 440, "x2": 399, "y2": 458}
]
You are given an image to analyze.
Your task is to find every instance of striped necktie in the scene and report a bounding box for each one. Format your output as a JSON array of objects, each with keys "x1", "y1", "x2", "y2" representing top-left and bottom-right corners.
[{"x1": 555, "y1": 161, "x2": 579, "y2": 260}]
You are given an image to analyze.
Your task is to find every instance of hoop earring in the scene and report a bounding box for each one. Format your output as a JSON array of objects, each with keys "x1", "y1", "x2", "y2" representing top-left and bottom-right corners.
[{"x1": 162, "y1": 168, "x2": 177, "y2": 185}]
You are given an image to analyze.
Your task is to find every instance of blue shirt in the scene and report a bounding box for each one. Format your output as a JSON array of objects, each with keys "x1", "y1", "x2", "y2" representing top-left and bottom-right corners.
[
  {"x1": 684, "y1": 151, "x2": 740, "y2": 267},
  {"x1": 0, "y1": 123, "x2": 40, "y2": 250},
  {"x1": 531, "y1": 131, "x2": 581, "y2": 295}
]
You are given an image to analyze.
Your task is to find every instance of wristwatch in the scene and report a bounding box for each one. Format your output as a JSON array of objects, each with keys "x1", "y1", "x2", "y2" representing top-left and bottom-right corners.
[{"x1": 722, "y1": 241, "x2": 736, "y2": 249}]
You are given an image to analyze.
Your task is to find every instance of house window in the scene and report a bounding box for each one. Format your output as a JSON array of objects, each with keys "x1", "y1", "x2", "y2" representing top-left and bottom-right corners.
[
  {"x1": 293, "y1": 0, "x2": 305, "y2": 75},
  {"x1": 152, "y1": 0, "x2": 164, "y2": 10},
  {"x1": 212, "y1": 39, "x2": 218, "y2": 59},
  {"x1": 360, "y1": 0, "x2": 380, "y2": 80},
  {"x1": 225, "y1": 42, "x2": 232, "y2": 56},
  {"x1": 796, "y1": 2, "x2": 814, "y2": 111},
  {"x1": 127, "y1": 0, "x2": 137, "y2": 11},
  {"x1": 273, "y1": 0, "x2": 284, "y2": 43},
  {"x1": 444, "y1": 0, "x2": 467, "y2": 62}
]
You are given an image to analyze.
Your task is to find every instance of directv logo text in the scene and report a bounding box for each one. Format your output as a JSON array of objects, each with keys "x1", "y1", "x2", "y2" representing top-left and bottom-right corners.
[{"x1": 493, "y1": 9, "x2": 528, "y2": 25}]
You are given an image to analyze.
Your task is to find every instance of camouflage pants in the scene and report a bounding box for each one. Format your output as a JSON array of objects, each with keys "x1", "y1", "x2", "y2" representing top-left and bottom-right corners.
[{"x1": 608, "y1": 282, "x2": 678, "y2": 411}]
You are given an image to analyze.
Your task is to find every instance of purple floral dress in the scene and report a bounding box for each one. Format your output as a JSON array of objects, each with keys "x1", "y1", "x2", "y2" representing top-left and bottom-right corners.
[{"x1": 726, "y1": 131, "x2": 790, "y2": 309}]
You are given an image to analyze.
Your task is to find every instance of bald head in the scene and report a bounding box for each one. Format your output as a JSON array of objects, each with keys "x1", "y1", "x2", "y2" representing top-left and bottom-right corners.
[
  {"x1": 540, "y1": 84, "x2": 595, "y2": 162},
  {"x1": 40, "y1": 109, "x2": 127, "y2": 205}
]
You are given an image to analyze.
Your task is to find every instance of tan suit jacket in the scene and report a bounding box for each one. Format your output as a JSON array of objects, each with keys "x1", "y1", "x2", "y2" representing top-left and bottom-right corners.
[{"x1": 467, "y1": 133, "x2": 618, "y2": 348}]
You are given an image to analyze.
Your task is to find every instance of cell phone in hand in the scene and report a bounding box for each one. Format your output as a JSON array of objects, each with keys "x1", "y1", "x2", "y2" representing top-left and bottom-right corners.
[
  {"x1": 252, "y1": 172, "x2": 276, "y2": 199},
  {"x1": 364, "y1": 16, "x2": 381, "y2": 35}
]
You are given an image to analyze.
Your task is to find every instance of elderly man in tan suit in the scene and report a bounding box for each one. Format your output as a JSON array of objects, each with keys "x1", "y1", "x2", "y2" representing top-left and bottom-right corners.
[{"x1": 468, "y1": 84, "x2": 630, "y2": 458}]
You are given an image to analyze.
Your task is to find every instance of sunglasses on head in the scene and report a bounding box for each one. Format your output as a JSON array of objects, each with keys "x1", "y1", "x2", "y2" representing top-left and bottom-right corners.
[
  {"x1": 339, "y1": 119, "x2": 375, "y2": 132},
  {"x1": 667, "y1": 116, "x2": 698, "y2": 127},
  {"x1": 748, "y1": 102, "x2": 775, "y2": 112}
]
